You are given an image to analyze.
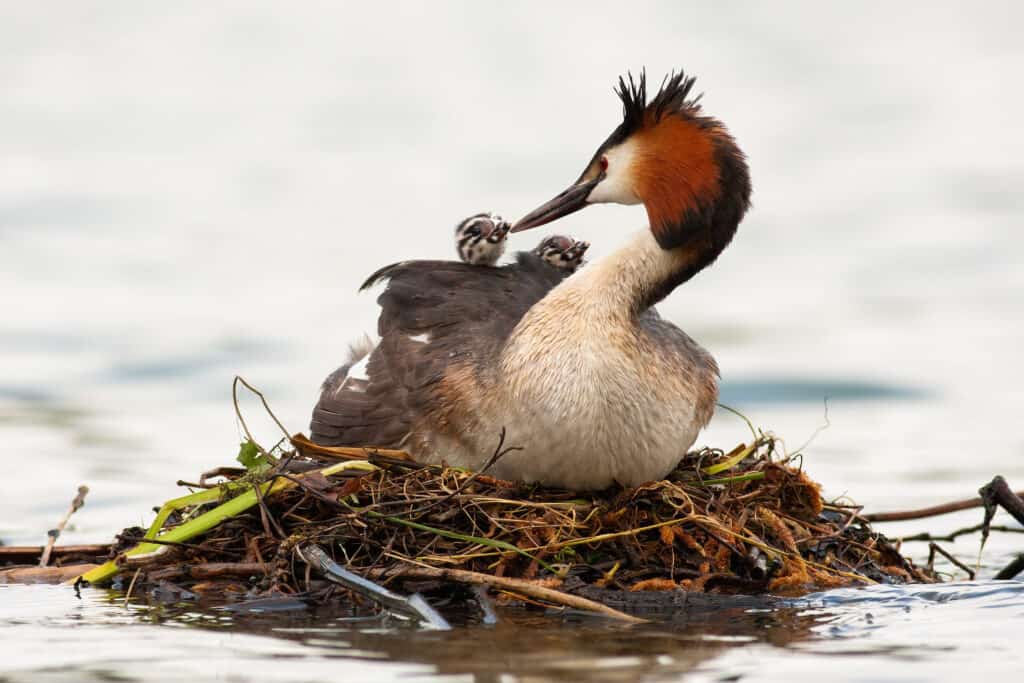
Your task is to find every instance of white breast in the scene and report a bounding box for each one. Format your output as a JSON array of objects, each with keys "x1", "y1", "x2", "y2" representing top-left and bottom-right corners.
[{"x1": 486, "y1": 327, "x2": 708, "y2": 488}]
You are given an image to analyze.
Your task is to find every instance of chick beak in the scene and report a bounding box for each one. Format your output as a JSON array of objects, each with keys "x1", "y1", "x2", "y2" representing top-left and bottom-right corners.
[{"x1": 489, "y1": 220, "x2": 511, "y2": 242}]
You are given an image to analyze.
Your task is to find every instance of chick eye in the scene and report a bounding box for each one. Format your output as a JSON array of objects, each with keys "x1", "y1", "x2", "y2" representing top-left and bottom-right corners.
[
  {"x1": 465, "y1": 226, "x2": 481, "y2": 236},
  {"x1": 599, "y1": 155, "x2": 609, "y2": 172}
]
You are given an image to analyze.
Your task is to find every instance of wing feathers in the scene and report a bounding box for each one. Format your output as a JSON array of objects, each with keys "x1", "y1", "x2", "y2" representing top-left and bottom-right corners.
[{"x1": 311, "y1": 254, "x2": 570, "y2": 448}]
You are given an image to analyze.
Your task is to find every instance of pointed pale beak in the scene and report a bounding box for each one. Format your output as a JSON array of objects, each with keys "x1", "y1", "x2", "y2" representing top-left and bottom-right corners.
[{"x1": 511, "y1": 178, "x2": 599, "y2": 233}]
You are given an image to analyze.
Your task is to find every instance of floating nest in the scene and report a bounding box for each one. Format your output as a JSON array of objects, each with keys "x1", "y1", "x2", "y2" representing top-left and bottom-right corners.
[{"x1": 71, "y1": 419, "x2": 935, "y2": 614}]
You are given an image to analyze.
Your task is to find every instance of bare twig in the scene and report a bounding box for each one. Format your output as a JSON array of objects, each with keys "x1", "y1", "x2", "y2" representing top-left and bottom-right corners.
[
  {"x1": 147, "y1": 562, "x2": 267, "y2": 582},
  {"x1": 0, "y1": 544, "x2": 109, "y2": 565},
  {"x1": 398, "y1": 427, "x2": 521, "y2": 518},
  {"x1": 290, "y1": 433, "x2": 412, "y2": 462},
  {"x1": 253, "y1": 477, "x2": 288, "y2": 539},
  {"x1": 232, "y1": 376, "x2": 293, "y2": 459},
  {"x1": 980, "y1": 476, "x2": 1024, "y2": 529},
  {"x1": 123, "y1": 568, "x2": 142, "y2": 606},
  {"x1": 372, "y1": 563, "x2": 646, "y2": 624},
  {"x1": 199, "y1": 467, "x2": 247, "y2": 488},
  {"x1": 39, "y1": 486, "x2": 89, "y2": 567},
  {"x1": 927, "y1": 542, "x2": 975, "y2": 579},
  {"x1": 864, "y1": 486, "x2": 1024, "y2": 523},
  {"x1": 899, "y1": 524, "x2": 1024, "y2": 543}
]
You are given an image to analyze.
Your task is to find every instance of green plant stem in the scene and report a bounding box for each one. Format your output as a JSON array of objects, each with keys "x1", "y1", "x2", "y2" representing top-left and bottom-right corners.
[
  {"x1": 701, "y1": 442, "x2": 757, "y2": 476},
  {"x1": 144, "y1": 488, "x2": 226, "y2": 539},
  {"x1": 78, "y1": 460, "x2": 378, "y2": 586},
  {"x1": 698, "y1": 471, "x2": 766, "y2": 486}
]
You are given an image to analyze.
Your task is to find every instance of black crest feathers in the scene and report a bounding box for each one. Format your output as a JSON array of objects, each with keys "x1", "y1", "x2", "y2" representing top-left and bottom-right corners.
[{"x1": 614, "y1": 69, "x2": 702, "y2": 135}]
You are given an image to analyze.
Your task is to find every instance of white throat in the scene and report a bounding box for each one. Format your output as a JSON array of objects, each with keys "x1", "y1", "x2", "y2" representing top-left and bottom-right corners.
[{"x1": 544, "y1": 228, "x2": 687, "y2": 316}]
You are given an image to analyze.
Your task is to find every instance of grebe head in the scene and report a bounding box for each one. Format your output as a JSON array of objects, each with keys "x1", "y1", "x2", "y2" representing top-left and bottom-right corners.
[
  {"x1": 512, "y1": 69, "x2": 751, "y2": 256},
  {"x1": 455, "y1": 212, "x2": 510, "y2": 266},
  {"x1": 533, "y1": 235, "x2": 590, "y2": 272}
]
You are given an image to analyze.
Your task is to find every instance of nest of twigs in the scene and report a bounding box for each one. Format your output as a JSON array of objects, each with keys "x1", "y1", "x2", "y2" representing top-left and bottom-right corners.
[{"x1": 83, "y1": 425, "x2": 934, "y2": 612}]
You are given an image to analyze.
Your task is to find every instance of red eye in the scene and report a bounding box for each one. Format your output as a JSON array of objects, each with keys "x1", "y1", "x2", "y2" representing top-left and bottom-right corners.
[{"x1": 599, "y1": 155, "x2": 609, "y2": 172}]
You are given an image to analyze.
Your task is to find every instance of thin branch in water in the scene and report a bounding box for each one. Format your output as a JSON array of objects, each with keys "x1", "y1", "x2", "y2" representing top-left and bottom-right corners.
[
  {"x1": 864, "y1": 486, "x2": 1024, "y2": 523},
  {"x1": 123, "y1": 568, "x2": 142, "y2": 608},
  {"x1": 995, "y1": 554, "x2": 1024, "y2": 581},
  {"x1": 927, "y1": 542, "x2": 975, "y2": 580},
  {"x1": 899, "y1": 523, "x2": 1024, "y2": 543},
  {"x1": 39, "y1": 486, "x2": 89, "y2": 568}
]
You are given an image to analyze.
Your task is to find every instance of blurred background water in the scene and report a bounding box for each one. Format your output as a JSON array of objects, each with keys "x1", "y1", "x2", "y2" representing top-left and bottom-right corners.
[{"x1": 1, "y1": 2, "x2": 1022, "y2": 681}]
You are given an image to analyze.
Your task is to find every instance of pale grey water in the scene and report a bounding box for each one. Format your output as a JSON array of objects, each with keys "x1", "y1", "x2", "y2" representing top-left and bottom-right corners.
[{"x1": 2, "y1": 2, "x2": 1023, "y2": 681}]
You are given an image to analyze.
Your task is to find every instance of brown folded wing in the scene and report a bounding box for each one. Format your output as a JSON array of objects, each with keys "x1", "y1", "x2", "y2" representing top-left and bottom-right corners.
[{"x1": 310, "y1": 254, "x2": 567, "y2": 448}]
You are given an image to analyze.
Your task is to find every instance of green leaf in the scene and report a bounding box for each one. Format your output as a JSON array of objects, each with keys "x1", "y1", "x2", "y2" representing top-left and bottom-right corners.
[
  {"x1": 236, "y1": 441, "x2": 264, "y2": 470},
  {"x1": 555, "y1": 546, "x2": 577, "y2": 563}
]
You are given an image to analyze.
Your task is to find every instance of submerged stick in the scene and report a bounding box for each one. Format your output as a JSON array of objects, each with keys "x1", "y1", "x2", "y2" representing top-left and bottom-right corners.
[
  {"x1": 979, "y1": 476, "x2": 1024, "y2": 528},
  {"x1": 147, "y1": 562, "x2": 266, "y2": 582},
  {"x1": 0, "y1": 544, "x2": 109, "y2": 565},
  {"x1": 2, "y1": 563, "x2": 98, "y2": 585},
  {"x1": 994, "y1": 554, "x2": 1024, "y2": 581},
  {"x1": 39, "y1": 486, "x2": 89, "y2": 567},
  {"x1": 927, "y1": 542, "x2": 975, "y2": 580},
  {"x1": 375, "y1": 564, "x2": 646, "y2": 624},
  {"x1": 299, "y1": 545, "x2": 450, "y2": 630}
]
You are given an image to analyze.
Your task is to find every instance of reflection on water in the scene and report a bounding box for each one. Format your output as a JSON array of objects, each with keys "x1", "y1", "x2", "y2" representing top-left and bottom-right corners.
[
  {"x1": 2, "y1": 2, "x2": 1024, "y2": 681},
  {"x1": 1, "y1": 581, "x2": 1023, "y2": 682},
  {"x1": 719, "y1": 377, "x2": 928, "y2": 405}
]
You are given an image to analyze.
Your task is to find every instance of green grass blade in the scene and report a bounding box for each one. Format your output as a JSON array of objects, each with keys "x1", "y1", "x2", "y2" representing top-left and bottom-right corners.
[
  {"x1": 701, "y1": 442, "x2": 757, "y2": 476},
  {"x1": 144, "y1": 488, "x2": 225, "y2": 539},
  {"x1": 79, "y1": 460, "x2": 378, "y2": 586},
  {"x1": 697, "y1": 471, "x2": 766, "y2": 486}
]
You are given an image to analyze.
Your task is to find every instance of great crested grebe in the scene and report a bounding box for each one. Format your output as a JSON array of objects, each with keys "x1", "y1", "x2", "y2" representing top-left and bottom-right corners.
[
  {"x1": 311, "y1": 70, "x2": 751, "y2": 489},
  {"x1": 456, "y1": 213, "x2": 589, "y2": 272}
]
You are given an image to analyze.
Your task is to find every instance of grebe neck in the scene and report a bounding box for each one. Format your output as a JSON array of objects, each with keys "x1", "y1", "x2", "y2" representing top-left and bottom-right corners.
[{"x1": 557, "y1": 228, "x2": 695, "y2": 316}]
